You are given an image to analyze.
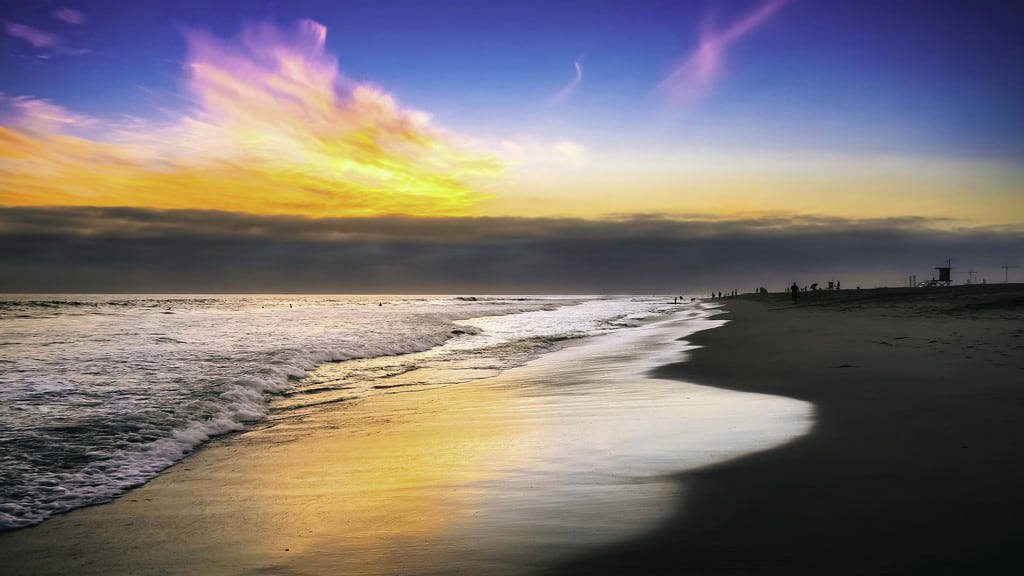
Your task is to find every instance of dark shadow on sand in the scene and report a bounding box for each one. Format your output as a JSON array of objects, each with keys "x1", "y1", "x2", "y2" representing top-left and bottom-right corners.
[{"x1": 550, "y1": 285, "x2": 1024, "y2": 575}]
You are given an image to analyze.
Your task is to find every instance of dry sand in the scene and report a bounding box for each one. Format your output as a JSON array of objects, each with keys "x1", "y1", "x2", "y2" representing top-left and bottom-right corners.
[{"x1": 555, "y1": 284, "x2": 1024, "y2": 574}]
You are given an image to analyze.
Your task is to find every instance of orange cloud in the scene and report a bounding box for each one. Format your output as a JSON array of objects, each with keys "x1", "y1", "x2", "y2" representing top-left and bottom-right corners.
[{"x1": 0, "y1": 20, "x2": 502, "y2": 217}]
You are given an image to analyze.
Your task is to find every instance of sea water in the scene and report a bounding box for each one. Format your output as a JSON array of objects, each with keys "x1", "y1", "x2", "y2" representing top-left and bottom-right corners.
[{"x1": 0, "y1": 295, "x2": 681, "y2": 530}]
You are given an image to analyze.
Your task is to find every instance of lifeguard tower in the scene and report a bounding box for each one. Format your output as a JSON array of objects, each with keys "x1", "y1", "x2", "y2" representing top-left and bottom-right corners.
[{"x1": 934, "y1": 259, "x2": 952, "y2": 287}]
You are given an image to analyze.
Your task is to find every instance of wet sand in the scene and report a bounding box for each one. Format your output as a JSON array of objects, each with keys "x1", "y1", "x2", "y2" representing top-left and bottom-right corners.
[
  {"x1": 6, "y1": 286, "x2": 1019, "y2": 575},
  {"x1": 0, "y1": 306, "x2": 811, "y2": 575},
  {"x1": 555, "y1": 285, "x2": 1024, "y2": 574}
]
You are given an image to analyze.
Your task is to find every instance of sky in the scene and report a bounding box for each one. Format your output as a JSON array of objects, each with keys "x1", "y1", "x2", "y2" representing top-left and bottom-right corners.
[{"x1": 1, "y1": 0, "x2": 1022, "y2": 291}]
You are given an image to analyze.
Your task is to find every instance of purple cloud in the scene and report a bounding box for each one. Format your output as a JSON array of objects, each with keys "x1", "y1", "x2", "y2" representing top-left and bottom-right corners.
[
  {"x1": 662, "y1": 0, "x2": 790, "y2": 108},
  {"x1": 5, "y1": 22, "x2": 59, "y2": 48},
  {"x1": 53, "y1": 8, "x2": 86, "y2": 25}
]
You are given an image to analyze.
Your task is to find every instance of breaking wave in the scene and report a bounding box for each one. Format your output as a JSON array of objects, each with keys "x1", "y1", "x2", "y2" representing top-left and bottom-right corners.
[{"x1": 0, "y1": 294, "x2": 683, "y2": 529}]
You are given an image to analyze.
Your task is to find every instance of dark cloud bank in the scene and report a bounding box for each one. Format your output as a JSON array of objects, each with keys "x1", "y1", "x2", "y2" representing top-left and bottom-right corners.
[{"x1": 1, "y1": 206, "x2": 1021, "y2": 293}]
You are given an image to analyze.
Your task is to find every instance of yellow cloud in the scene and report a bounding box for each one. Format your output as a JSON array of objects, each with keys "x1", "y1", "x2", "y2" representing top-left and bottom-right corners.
[{"x1": 0, "y1": 20, "x2": 502, "y2": 217}]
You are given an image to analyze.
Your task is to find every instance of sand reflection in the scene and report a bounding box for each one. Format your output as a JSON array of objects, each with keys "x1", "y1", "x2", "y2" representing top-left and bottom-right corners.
[
  {"x1": 0, "y1": 308, "x2": 811, "y2": 576},
  {"x1": 227, "y1": 377, "x2": 528, "y2": 575},
  {"x1": 259, "y1": 310, "x2": 811, "y2": 574}
]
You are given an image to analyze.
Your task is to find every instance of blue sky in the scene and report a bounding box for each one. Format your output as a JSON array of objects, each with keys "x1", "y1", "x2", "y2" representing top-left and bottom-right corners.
[
  {"x1": 4, "y1": 0, "x2": 1022, "y2": 156},
  {"x1": 1, "y1": 0, "x2": 1022, "y2": 224}
]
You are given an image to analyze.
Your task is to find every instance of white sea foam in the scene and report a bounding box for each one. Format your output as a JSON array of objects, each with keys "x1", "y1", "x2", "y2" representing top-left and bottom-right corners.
[{"x1": 0, "y1": 294, "x2": 685, "y2": 530}]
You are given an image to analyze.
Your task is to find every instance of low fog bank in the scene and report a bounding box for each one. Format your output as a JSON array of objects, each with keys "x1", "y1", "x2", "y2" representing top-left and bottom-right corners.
[{"x1": 2, "y1": 207, "x2": 1021, "y2": 293}]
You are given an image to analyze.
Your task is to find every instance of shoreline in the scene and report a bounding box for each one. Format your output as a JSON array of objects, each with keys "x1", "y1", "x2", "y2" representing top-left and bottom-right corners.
[
  {"x1": 5, "y1": 286, "x2": 1020, "y2": 574},
  {"x1": 0, "y1": 295, "x2": 652, "y2": 533},
  {"x1": 0, "y1": 305, "x2": 811, "y2": 575},
  {"x1": 554, "y1": 285, "x2": 1024, "y2": 574}
]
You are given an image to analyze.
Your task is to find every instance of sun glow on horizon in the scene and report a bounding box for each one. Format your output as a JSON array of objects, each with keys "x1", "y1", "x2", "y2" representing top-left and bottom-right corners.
[
  {"x1": 1, "y1": 9, "x2": 1021, "y2": 229},
  {"x1": 0, "y1": 20, "x2": 502, "y2": 217}
]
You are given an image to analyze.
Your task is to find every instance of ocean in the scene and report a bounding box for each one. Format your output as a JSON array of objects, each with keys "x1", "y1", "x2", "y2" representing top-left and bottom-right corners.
[{"x1": 0, "y1": 294, "x2": 682, "y2": 530}]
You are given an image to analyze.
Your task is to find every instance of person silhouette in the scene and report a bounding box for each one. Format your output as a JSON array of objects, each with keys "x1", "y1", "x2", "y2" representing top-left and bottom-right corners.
[{"x1": 790, "y1": 282, "x2": 800, "y2": 304}]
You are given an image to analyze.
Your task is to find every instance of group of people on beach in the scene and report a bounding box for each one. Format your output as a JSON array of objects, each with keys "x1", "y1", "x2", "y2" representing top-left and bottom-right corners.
[
  {"x1": 790, "y1": 280, "x2": 844, "y2": 303},
  {"x1": 699, "y1": 280, "x2": 848, "y2": 305},
  {"x1": 703, "y1": 286, "x2": 768, "y2": 301}
]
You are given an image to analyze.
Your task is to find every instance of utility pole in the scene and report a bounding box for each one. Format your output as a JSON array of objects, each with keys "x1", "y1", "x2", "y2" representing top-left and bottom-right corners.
[{"x1": 1001, "y1": 265, "x2": 1018, "y2": 284}]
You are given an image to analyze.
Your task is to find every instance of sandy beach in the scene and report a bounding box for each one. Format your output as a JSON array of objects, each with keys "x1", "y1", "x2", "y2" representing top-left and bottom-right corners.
[
  {"x1": 557, "y1": 284, "x2": 1024, "y2": 574},
  {"x1": 0, "y1": 305, "x2": 809, "y2": 575},
  {"x1": 2, "y1": 286, "x2": 1021, "y2": 575},
  {"x1": 4, "y1": 1, "x2": 1022, "y2": 573}
]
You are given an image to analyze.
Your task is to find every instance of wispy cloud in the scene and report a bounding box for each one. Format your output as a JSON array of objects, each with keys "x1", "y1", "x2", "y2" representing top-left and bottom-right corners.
[
  {"x1": 0, "y1": 93, "x2": 96, "y2": 132},
  {"x1": 0, "y1": 20, "x2": 503, "y2": 218},
  {"x1": 53, "y1": 8, "x2": 86, "y2": 25},
  {"x1": 661, "y1": 0, "x2": 790, "y2": 108},
  {"x1": 550, "y1": 56, "x2": 584, "y2": 104},
  {"x1": 501, "y1": 137, "x2": 587, "y2": 167},
  {"x1": 4, "y1": 22, "x2": 59, "y2": 48}
]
